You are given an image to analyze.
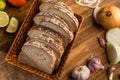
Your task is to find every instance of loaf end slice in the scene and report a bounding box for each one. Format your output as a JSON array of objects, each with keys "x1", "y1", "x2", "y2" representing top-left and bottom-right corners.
[{"x1": 18, "y1": 40, "x2": 56, "y2": 74}]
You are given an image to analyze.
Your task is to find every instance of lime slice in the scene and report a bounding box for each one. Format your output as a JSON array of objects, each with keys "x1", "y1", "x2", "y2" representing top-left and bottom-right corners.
[
  {"x1": 6, "y1": 17, "x2": 19, "y2": 33},
  {"x1": 0, "y1": 11, "x2": 9, "y2": 27},
  {"x1": 0, "y1": 0, "x2": 6, "y2": 11}
]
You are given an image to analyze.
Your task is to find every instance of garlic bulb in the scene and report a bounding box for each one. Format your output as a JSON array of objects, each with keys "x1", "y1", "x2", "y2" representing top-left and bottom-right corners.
[
  {"x1": 88, "y1": 56, "x2": 104, "y2": 72},
  {"x1": 72, "y1": 66, "x2": 90, "y2": 80}
]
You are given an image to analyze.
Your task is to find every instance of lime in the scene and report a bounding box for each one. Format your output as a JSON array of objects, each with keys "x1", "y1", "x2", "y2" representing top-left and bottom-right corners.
[
  {"x1": 6, "y1": 17, "x2": 19, "y2": 33},
  {"x1": 0, "y1": 0, "x2": 6, "y2": 10},
  {"x1": 0, "y1": 11, "x2": 9, "y2": 27}
]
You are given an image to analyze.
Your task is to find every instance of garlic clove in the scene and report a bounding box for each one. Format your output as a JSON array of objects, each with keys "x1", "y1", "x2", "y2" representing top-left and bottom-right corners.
[
  {"x1": 72, "y1": 66, "x2": 90, "y2": 80},
  {"x1": 88, "y1": 62, "x2": 104, "y2": 72},
  {"x1": 97, "y1": 36, "x2": 107, "y2": 47},
  {"x1": 108, "y1": 66, "x2": 116, "y2": 74},
  {"x1": 106, "y1": 43, "x2": 120, "y2": 64},
  {"x1": 107, "y1": 66, "x2": 116, "y2": 80},
  {"x1": 109, "y1": 72, "x2": 113, "y2": 80},
  {"x1": 93, "y1": 6, "x2": 101, "y2": 21},
  {"x1": 90, "y1": 57, "x2": 101, "y2": 64},
  {"x1": 88, "y1": 56, "x2": 104, "y2": 72}
]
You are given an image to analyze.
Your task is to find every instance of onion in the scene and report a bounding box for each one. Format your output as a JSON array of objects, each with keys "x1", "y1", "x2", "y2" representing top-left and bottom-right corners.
[
  {"x1": 75, "y1": 0, "x2": 89, "y2": 7},
  {"x1": 96, "y1": 5, "x2": 120, "y2": 29},
  {"x1": 75, "y1": 0, "x2": 100, "y2": 8},
  {"x1": 87, "y1": 0, "x2": 100, "y2": 8},
  {"x1": 84, "y1": 0, "x2": 97, "y2": 4}
]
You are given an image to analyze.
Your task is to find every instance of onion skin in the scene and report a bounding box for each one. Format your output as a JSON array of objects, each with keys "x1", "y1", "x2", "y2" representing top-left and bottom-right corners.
[{"x1": 97, "y1": 5, "x2": 120, "y2": 29}]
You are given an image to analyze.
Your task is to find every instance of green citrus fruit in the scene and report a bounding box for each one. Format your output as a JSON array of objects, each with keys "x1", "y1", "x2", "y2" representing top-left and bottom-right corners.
[
  {"x1": 6, "y1": 17, "x2": 19, "y2": 33},
  {"x1": 0, "y1": 0, "x2": 6, "y2": 11},
  {"x1": 0, "y1": 11, "x2": 9, "y2": 27}
]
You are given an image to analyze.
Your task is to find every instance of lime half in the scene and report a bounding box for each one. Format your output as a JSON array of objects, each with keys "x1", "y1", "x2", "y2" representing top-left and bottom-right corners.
[
  {"x1": 0, "y1": 0, "x2": 6, "y2": 11},
  {"x1": 0, "y1": 11, "x2": 9, "y2": 27},
  {"x1": 6, "y1": 17, "x2": 19, "y2": 33}
]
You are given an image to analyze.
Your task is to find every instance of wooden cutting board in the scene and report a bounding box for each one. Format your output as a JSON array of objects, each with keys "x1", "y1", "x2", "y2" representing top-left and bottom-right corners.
[
  {"x1": 1, "y1": 0, "x2": 120, "y2": 80},
  {"x1": 60, "y1": 0, "x2": 120, "y2": 80}
]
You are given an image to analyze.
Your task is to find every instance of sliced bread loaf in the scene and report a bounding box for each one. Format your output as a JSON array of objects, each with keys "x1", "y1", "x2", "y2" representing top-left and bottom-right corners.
[
  {"x1": 33, "y1": 12, "x2": 74, "y2": 43},
  {"x1": 18, "y1": 1, "x2": 79, "y2": 74},
  {"x1": 18, "y1": 40, "x2": 57, "y2": 74},
  {"x1": 39, "y1": 1, "x2": 79, "y2": 32}
]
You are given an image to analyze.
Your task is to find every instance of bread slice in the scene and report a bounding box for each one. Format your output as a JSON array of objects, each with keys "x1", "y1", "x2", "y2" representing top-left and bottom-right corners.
[
  {"x1": 35, "y1": 12, "x2": 71, "y2": 32},
  {"x1": 39, "y1": 1, "x2": 79, "y2": 32},
  {"x1": 28, "y1": 25, "x2": 66, "y2": 49},
  {"x1": 28, "y1": 31, "x2": 64, "y2": 57},
  {"x1": 18, "y1": 41, "x2": 57, "y2": 74},
  {"x1": 27, "y1": 34, "x2": 64, "y2": 69},
  {"x1": 33, "y1": 12, "x2": 74, "y2": 43}
]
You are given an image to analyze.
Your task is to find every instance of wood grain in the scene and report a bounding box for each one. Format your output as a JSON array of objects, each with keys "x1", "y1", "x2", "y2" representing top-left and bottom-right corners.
[
  {"x1": 1, "y1": 0, "x2": 120, "y2": 80},
  {"x1": 60, "y1": 0, "x2": 120, "y2": 80}
]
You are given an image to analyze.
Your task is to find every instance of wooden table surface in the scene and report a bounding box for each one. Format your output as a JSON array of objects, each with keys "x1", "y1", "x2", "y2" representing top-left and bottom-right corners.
[{"x1": 1, "y1": 0, "x2": 120, "y2": 80}]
